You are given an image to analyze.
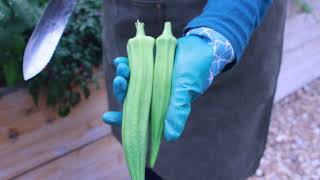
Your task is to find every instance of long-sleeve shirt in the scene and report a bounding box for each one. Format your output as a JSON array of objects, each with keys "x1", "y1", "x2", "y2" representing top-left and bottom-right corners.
[{"x1": 186, "y1": 0, "x2": 272, "y2": 62}]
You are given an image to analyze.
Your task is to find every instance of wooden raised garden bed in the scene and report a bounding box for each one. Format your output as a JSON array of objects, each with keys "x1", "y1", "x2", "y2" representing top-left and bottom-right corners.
[{"x1": 0, "y1": 78, "x2": 115, "y2": 179}]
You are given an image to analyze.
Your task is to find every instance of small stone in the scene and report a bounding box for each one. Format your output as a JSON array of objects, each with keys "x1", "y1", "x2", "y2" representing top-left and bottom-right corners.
[
  {"x1": 294, "y1": 138, "x2": 305, "y2": 149},
  {"x1": 275, "y1": 134, "x2": 287, "y2": 142},
  {"x1": 255, "y1": 169, "x2": 264, "y2": 177},
  {"x1": 302, "y1": 113, "x2": 309, "y2": 120},
  {"x1": 316, "y1": 168, "x2": 320, "y2": 179},
  {"x1": 313, "y1": 127, "x2": 320, "y2": 135},
  {"x1": 311, "y1": 174, "x2": 320, "y2": 180},
  {"x1": 301, "y1": 175, "x2": 310, "y2": 180},
  {"x1": 298, "y1": 156, "x2": 305, "y2": 162},
  {"x1": 288, "y1": 154, "x2": 298, "y2": 163},
  {"x1": 311, "y1": 160, "x2": 320, "y2": 167}
]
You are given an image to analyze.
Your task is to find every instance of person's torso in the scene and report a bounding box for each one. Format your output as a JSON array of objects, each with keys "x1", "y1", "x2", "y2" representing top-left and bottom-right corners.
[
  {"x1": 103, "y1": 0, "x2": 207, "y2": 62},
  {"x1": 103, "y1": 1, "x2": 288, "y2": 179}
]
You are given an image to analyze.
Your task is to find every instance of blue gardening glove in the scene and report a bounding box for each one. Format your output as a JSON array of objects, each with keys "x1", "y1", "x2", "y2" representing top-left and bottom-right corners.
[
  {"x1": 103, "y1": 27, "x2": 234, "y2": 142},
  {"x1": 102, "y1": 56, "x2": 130, "y2": 126}
]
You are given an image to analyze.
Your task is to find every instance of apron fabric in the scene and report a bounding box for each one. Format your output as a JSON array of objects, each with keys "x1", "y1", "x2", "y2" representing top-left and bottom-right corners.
[{"x1": 102, "y1": 0, "x2": 287, "y2": 179}]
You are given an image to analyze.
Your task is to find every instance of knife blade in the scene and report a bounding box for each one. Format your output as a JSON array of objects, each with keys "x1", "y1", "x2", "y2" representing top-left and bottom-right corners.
[{"x1": 23, "y1": 0, "x2": 77, "y2": 80}]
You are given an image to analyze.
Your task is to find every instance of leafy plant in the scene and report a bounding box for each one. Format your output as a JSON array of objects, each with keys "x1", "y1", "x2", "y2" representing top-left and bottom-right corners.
[
  {"x1": 293, "y1": 0, "x2": 313, "y2": 13},
  {"x1": 0, "y1": 0, "x2": 102, "y2": 117},
  {"x1": 0, "y1": 0, "x2": 46, "y2": 86}
]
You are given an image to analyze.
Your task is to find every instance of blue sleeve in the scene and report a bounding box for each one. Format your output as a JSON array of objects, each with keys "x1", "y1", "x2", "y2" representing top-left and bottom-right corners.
[{"x1": 185, "y1": 0, "x2": 272, "y2": 61}]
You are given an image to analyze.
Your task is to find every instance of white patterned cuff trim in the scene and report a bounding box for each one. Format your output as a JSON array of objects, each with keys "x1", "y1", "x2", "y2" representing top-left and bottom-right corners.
[{"x1": 186, "y1": 27, "x2": 235, "y2": 84}]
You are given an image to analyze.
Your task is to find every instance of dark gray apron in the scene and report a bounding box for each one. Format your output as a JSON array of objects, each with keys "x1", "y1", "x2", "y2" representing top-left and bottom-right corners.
[{"x1": 102, "y1": 0, "x2": 287, "y2": 179}]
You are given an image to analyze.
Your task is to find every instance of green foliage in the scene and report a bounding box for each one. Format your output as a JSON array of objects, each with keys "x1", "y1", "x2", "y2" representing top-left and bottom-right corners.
[
  {"x1": 0, "y1": 0, "x2": 11, "y2": 24},
  {"x1": 0, "y1": 0, "x2": 45, "y2": 86},
  {"x1": 294, "y1": 0, "x2": 313, "y2": 13},
  {"x1": 0, "y1": 28, "x2": 25, "y2": 85},
  {"x1": 0, "y1": 0, "x2": 102, "y2": 117}
]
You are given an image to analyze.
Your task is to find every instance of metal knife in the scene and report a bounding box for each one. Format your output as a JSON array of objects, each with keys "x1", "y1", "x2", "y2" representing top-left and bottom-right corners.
[{"x1": 23, "y1": 0, "x2": 77, "y2": 80}]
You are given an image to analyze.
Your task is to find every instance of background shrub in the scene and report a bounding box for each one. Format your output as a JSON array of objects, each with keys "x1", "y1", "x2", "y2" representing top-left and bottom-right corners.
[{"x1": 0, "y1": 0, "x2": 102, "y2": 117}]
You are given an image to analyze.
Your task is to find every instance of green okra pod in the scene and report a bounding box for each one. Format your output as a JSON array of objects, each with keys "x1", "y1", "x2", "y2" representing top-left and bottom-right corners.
[
  {"x1": 122, "y1": 21, "x2": 155, "y2": 180},
  {"x1": 149, "y1": 22, "x2": 177, "y2": 168}
]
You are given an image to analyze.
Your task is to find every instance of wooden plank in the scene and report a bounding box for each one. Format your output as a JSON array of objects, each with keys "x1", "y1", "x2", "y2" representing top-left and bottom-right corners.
[
  {"x1": 16, "y1": 135, "x2": 130, "y2": 180},
  {"x1": 274, "y1": 9, "x2": 320, "y2": 102},
  {"x1": 0, "y1": 89, "x2": 48, "y2": 144},
  {"x1": 0, "y1": 79, "x2": 111, "y2": 179},
  {"x1": 275, "y1": 34, "x2": 320, "y2": 101},
  {"x1": 0, "y1": 74, "x2": 105, "y2": 144},
  {"x1": 283, "y1": 13, "x2": 320, "y2": 52}
]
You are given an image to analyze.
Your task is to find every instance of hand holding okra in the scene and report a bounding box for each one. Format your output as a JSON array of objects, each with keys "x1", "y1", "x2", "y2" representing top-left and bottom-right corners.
[
  {"x1": 102, "y1": 35, "x2": 215, "y2": 141},
  {"x1": 102, "y1": 21, "x2": 224, "y2": 180}
]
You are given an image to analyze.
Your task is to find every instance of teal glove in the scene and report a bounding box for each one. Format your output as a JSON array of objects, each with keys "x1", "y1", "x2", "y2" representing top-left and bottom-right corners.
[
  {"x1": 102, "y1": 57, "x2": 129, "y2": 127},
  {"x1": 103, "y1": 33, "x2": 234, "y2": 142}
]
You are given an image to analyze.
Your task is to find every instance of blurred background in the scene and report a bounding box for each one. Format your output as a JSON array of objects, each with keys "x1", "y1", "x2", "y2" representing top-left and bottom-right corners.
[{"x1": 0, "y1": 0, "x2": 319, "y2": 179}]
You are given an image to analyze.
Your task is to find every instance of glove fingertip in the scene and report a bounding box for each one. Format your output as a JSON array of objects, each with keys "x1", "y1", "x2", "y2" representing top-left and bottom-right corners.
[
  {"x1": 113, "y1": 76, "x2": 128, "y2": 103},
  {"x1": 164, "y1": 93, "x2": 192, "y2": 142},
  {"x1": 164, "y1": 121, "x2": 181, "y2": 142},
  {"x1": 102, "y1": 111, "x2": 122, "y2": 126},
  {"x1": 114, "y1": 57, "x2": 129, "y2": 67},
  {"x1": 116, "y1": 63, "x2": 130, "y2": 79}
]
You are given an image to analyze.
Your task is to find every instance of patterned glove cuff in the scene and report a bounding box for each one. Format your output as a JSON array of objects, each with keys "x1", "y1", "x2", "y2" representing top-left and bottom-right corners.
[{"x1": 186, "y1": 27, "x2": 235, "y2": 78}]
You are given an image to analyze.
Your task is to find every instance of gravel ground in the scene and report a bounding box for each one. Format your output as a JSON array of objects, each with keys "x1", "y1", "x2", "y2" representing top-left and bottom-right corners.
[{"x1": 249, "y1": 78, "x2": 320, "y2": 180}]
